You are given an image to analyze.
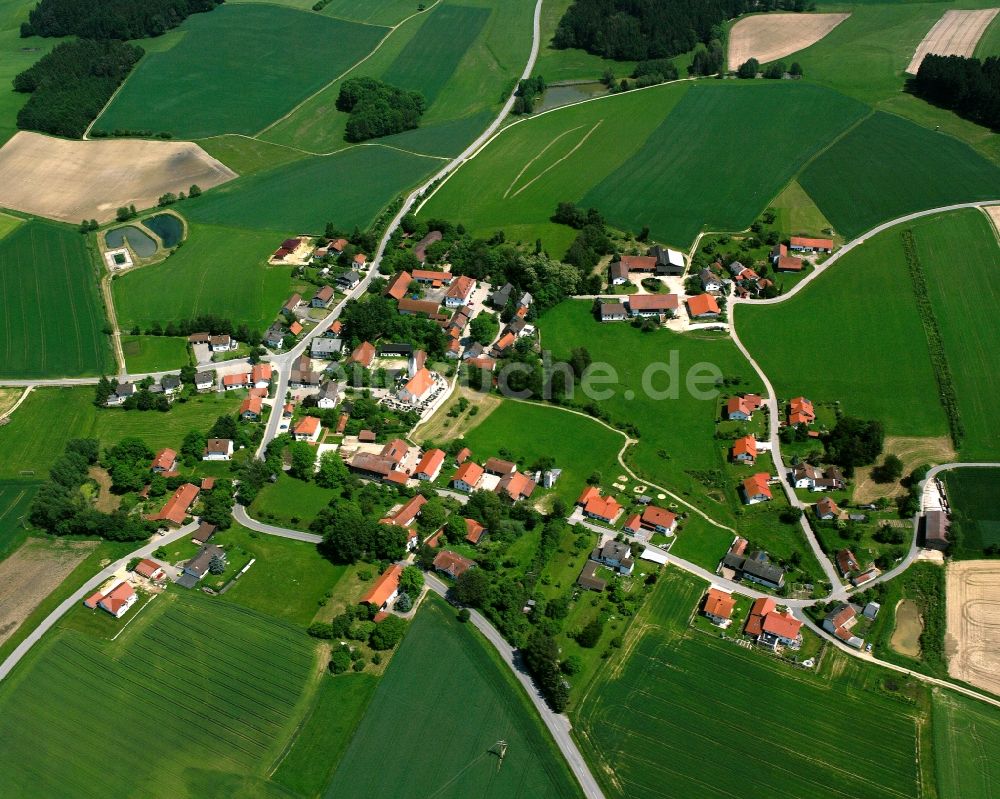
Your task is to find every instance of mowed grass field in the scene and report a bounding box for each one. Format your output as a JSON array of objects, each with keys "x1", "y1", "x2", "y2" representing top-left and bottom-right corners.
[
  {"x1": 95, "y1": 4, "x2": 387, "y2": 138},
  {"x1": 0, "y1": 0, "x2": 56, "y2": 144},
  {"x1": 121, "y1": 335, "x2": 190, "y2": 373},
  {"x1": 581, "y1": 82, "x2": 868, "y2": 246},
  {"x1": 0, "y1": 387, "x2": 241, "y2": 480},
  {"x1": 933, "y1": 688, "x2": 1000, "y2": 798},
  {"x1": 574, "y1": 569, "x2": 922, "y2": 799},
  {"x1": 945, "y1": 468, "x2": 1000, "y2": 556},
  {"x1": 539, "y1": 301, "x2": 764, "y2": 523},
  {"x1": 0, "y1": 593, "x2": 317, "y2": 798},
  {"x1": 325, "y1": 596, "x2": 580, "y2": 798},
  {"x1": 915, "y1": 209, "x2": 1000, "y2": 459},
  {"x1": 799, "y1": 112, "x2": 1000, "y2": 240},
  {"x1": 113, "y1": 223, "x2": 292, "y2": 332},
  {"x1": 0, "y1": 220, "x2": 111, "y2": 378},
  {"x1": 460, "y1": 399, "x2": 624, "y2": 505},
  {"x1": 0, "y1": 480, "x2": 38, "y2": 560},
  {"x1": 421, "y1": 81, "x2": 868, "y2": 250},
  {"x1": 738, "y1": 224, "x2": 949, "y2": 438}
]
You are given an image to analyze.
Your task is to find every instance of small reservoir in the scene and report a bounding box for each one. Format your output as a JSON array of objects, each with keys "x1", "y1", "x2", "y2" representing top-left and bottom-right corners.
[
  {"x1": 143, "y1": 213, "x2": 184, "y2": 247},
  {"x1": 106, "y1": 225, "x2": 157, "y2": 257}
]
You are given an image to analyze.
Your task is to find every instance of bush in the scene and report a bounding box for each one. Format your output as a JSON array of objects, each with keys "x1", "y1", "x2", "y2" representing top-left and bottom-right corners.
[
  {"x1": 575, "y1": 617, "x2": 603, "y2": 648},
  {"x1": 329, "y1": 648, "x2": 352, "y2": 674},
  {"x1": 457, "y1": 608, "x2": 471, "y2": 623}
]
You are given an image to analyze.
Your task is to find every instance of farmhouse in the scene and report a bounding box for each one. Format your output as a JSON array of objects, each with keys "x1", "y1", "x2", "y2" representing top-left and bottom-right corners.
[
  {"x1": 577, "y1": 561, "x2": 608, "y2": 592},
  {"x1": 84, "y1": 581, "x2": 137, "y2": 619},
  {"x1": 465, "y1": 518, "x2": 486, "y2": 544},
  {"x1": 316, "y1": 381, "x2": 342, "y2": 409},
  {"x1": 922, "y1": 510, "x2": 950, "y2": 551},
  {"x1": 616, "y1": 255, "x2": 657, "y2": 273},
  {"x1": 626, "y1": 293, "x2": 679, "y2": 318},
  {"x1": 312, "y1": 285, "x2": 335, "y2": 309},
  {"x1": 414, "y1": 448, "x2": 445, "y2": 481},
  {"x1": 311, "y1": 338, "x2": 343, "y2": 359},
  {"x1": 398, "y1": 297, "x2": 442, "y2": 317},
  {"x1": 823, "y1": 603, "x2": 864, "y2": 649},
  {"x1": 600, "y1": 302, "x2": 627, "y2": 322},
  {"x1": 251, "y1": 363, "x2": 272, "y2": 388},
  {"x1": 452, "y1": 461, "x2": 485, "y2": 492},
  {"x1": 413, "y1": 268, "x2": 453, "y2": 285},
  {"x1": 815, "y1": 496, "x2": 841, "y2": 521},
  {"x1": 433, "y1": 550, "x2": 475, "y2": 579},
  {"x1": 722, "y1": 551, "x2": 784, "y2": 589},
  {"x1": 577, "y1": 486, "x2": 622, "y2": 524},
  {"x1": 732, "y1": 435, "x2": 758, "y2": 465},
  {"x1": 699, "y1": 268, "x2": 723, "y2": 293},
  {"x1": 702, "y1": 588, "x2": 736, "y2": 626},
  {"x1": 349, "y1": 452, "x2": 399, "y2": 481},
  {"x1": 203, "y1": 438, "x2": 234, "y2": 460},
  {"x1": 179, "y1": 544, "x2": 226, "y2": 587},
  {"x1": 726, "y1": 393, "x2": 763, "y2": 420},
  {"x1": 150, "y1": 448, "x2": 177, "y2": 474},
  {"x1": 133, "y1": 558, "x2": 164, "y2": 581},
  {"x1": 348, "y1": 341, "x2": 376, "y2": 368},
  {"x1": 496, "y1": 471, "x2": 536, "y2": 502},
  {"x1": 147, "y1": 483, "x2": 199, "y2": 526},
  {"x1": 591, "y1": 540, "x2": 634, "y2": 575},
  {"x1": 293, "y1": 416, "x2": 322, "y2": 442},
  {"x1": 485, "y1": 458, "x2": 516, "y2": 476},
  {"x1": 687, "y1": 293, "x2": 721, "y2": 319},
  {"x1": 222, "y1": 373, "x2": 250, "y2": 390},
  {"x1": 740, "y1": 472, "x2": 773, "y2": 504},
  {"x1": 360, "y1": 564, "x2": 403, "y2": 612},
  {"x1": 836, "y1": 549, "x2": 860, "y2": 577},
  {"x1": 648, "y1": 245, "x2": 685, "y2": 275},
  {"x1": 789, "y1": 236, "x2": 833, "y2": 254},
  {"x1": 641, "y1": 505, "x2": 677, "y2": 534},
  {"x1": 776, "y1": 254, "x2": 805, "y2": 272},
  {"x1": 609, "y1": 261, "x2": 629, "y2": 285},
  {"x1": 444, "y1": 275, "x2": 476, "y2": 307},
  {"x1": 385, "y1": 270, "x2": 413, "y2": 301},
  {"x1": 239, "y1": 397, "x2": 263, "y2": 421},
  {"x1": 788, "y1": 396, "x2": 815, "y2": 426}
]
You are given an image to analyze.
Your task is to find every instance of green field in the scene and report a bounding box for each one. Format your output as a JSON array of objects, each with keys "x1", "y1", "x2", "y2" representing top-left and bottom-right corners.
[
  {"x1": 976, "y1": 11, "x2": 1000, "y2": 57},
  {"x1": 0, "y1": 220, "x2": 111, "y2": 379},
  {"x1": 326, "y1": 596, "x2": 580, "y2": 798},
  {"x1": 799, "y1": 112, "x2": 1000, "y2": 240},
  {"x1": 0, "y1": 593, "x2": 317, "y2": 798},
  {"x1": 0, "y1": 480, "x2": 38, "y2": 560},
  {"x1": 113, "y1": 223, "x2": 293, "y2": 332},
  {"x1": 574, "y1": 569, "x2": 922, "y2": 799},
  {"x1": 0, "y1": 0, "x2": 56, "y2": 144},
  {"x1": 933, "y1": 689, "x2": 1000, "y2": 799},
  {"x1": 738, "y1": 223, "x2": 949, "y2": 438},
  {"x1": 581, "y1": 82, "x2": 868, "y2": 246},
  {"x1": 94, "y1": 5, "x2": 387, "y2": 138},
  {"x1": 318, "y1": 0, "x2": 424, "y2": 25},
  {"x1": 421, "y1": 80, "x2": 869, "y2": 249},
  {"x1": 460, "y1": 399, "x2": 624, "y2": 505},
  {"x1": 121, "y1": 335, "x2": 190, "y2": 373},
  {"x1": 915, "y1": 209, "x2": 1000, "y2": 459},
  {"x1": 532, "y1": 0, "x2": 637, "y2": 83},
  {"x1": 0, "y1": 387, "x2": 241, "y2": 480},
  {"x1": 945, "y1": 468, "x2": 1000, "y2": 557},
  {"x1": 249, "y1": 472, "x2": 338, "y2": 529},
  {"x1": 184, "y1": 147, "x2": 437, "y2": 235},
  {"x1": 540, "y1": 300, "x2": 764, "y2": 524},
  {"x1": 0, "y1": 210, "x2": 23, "y2": 239}
]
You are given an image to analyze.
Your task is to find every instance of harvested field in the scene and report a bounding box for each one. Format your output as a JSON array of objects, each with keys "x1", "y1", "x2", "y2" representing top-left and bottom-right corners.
[
  {"x1": 906, "y1": 9, "x2": 1000, "y2": 74},
  {"x1": 853, "y1": 436, "x2": 956, "y2": 504},
  {"x1": 727, "y1": 12, "x2": 850, "y2": 71},
  {"x1": 985, "y1": 205, "x2": 1000, "y2": 238},
  {"x1": 0, "y1": 538, "x2": 96, "y2": 645},
  {"x1": 0, "y1": 132, "x2": 236, "y2": 224},
  {"x1": 946, "y1": 560, "x2": 1000, "y2": 696}
]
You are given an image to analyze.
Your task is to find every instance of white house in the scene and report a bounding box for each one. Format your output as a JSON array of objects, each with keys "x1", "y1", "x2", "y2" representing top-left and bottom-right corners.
[
  {"x1": 444, "y1": 276, "x2": 476, "y2": 307},
  {"x1": 293, "y1": 416, "x2": 322, "y2": 442},
  {"x1": 209, "y1": 335, "x2": 237, "y2": 353},
  {"x1": 203, "y1": 438, "x2": 234, "y2": 461}
]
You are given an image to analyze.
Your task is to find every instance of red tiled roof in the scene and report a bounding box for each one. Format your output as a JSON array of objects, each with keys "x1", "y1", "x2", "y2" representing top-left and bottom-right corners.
[
  {"x1": 465, "y1": 518, "x2": 485, "y2": 544},
  {"x1": 150, "y1": 448, "x2": 176, "y2": 471},
  {"x1": 385, "y1": 470, "x2": 409, "y2": 485},
  {"x1": 704, "y1": 588, "x2": 736, "y2": 620},
  {"x1": 741, "y1": 472, "x2": 772, "y2": 501},
  {"x1": 360, "y1": 564, "x2": 402, "y2": 607},
  {"x1": 222, "y1": 373, "x2": 249, "y2": 387},
  {"x1": 762, "y1": 610, "x2": 802, "y2": 640},
  {"x1": 453, "y1": 461, "x2": 484, "y2": 487},
  {"x1": 577, "y1": 486, "x2": 600, "y2": 506},
  {"x1": 623, "y1": 513, "x2": 641, "y2": 532},
  {"x1": 641, "y1": 505, "x2": 676, "y2": 530},
  {"x1": 744, "y1": 597, "x2": 776, "y2": 636},
  {"x1": 252, "y1": 363, "x2": 273, "y2": 385},
  {"x1": 456, "y1": 447, "x2": 471, "y2": 464},
  {"x1": 732, "y1": 435, "x2": 757, "y2": 460},
  {"x1": 388, "y1": 495, "x2": 426, "y2": 527},
  {"x1": 133, "y1": 558, "x2": 162, "y2": 579},
  {"x1": 201, "y1": 477, "x2": 215, "y2": 490},
  {"x1": 415, "y1": 448, "x2": 445, "y2": 478},
  {"x1": 495, "y1": 332, "x2": 515, "y2": 351},
  {"x1": 381, "y1": 439, "x2": 409, "y2": 462},
  {"x1": 413, "y1": 268, "x2": 452, "y2": 282},
  {"x1": 289, "y1": 321, "x2": 303, "y2": 336},
  {"x1": 240, "y1": 397, "x2": 263, "y2": 417},
  {"x1": 149, "y1": 483, "x2": 200, "y2": 525},
  {"x1": 584, "y1": 494, "x2": 620, "y2": 521},
  {"x1": 402, "y1": 367, "x2": 434, "y2": 399},
  {"x1": 776, "y1": 255, "x2": 804, "y2": 272},
  {"x1": 99, "y1": 582, "x2": 135, "y2": 615},
  {"x1": 619, "y1": 255, "x2": 657, "y2": 271},
  {"x1": 790, "y1": 236, "x2": 833, "y2": 250},
  {"x1": 294, "y1": 416, "x2": 321, "y2": 437},
  {"x1": 433, "y1": 549, "x2": 475, "y2": 578},
  {"x1": 348, "y1": 341, "x2": 376, "y2": 368},
  {"x1": 496, "y1": 471, "x2": 536, "y2": 501},
  {"x1": 687, "y1": 294, "x2": 721, "y2": 317},
  {"x1": 445, "y1": 275, "x2": 475, "y2": 300},
  {"x1": 627, "y1": 293, "x2": 679, "y2": 311}
]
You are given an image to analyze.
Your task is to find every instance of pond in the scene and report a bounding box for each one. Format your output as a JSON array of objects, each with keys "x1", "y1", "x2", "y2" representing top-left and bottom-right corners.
[
  {"x1": 143, "y1": 213, "x2": 184, "y2": 248},
  {"x1": 535, "y1": 82, "x2": 608, "y2": 113},
  {"x1": 890, "y1": 598, "x2": 923, "y2": 658},
  {"x1": 105, "y1": 225, "x2": 157, "y2": 258}
]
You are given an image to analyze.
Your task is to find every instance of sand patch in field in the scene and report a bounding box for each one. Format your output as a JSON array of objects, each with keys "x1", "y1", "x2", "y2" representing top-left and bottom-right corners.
[
  {"x1": 890, "y1": 598, "x2": 923, "y2": 658},
  {"x1": 984, "y1": 205, "x2": 1000, "y2": 240},
  {"x1": 0, "y1": 131, "x2": 237, "y2": 224},
  {"x1": 906, "y1": 9, "x2": 999, "y2": 74},
  {"x1": 0, "y1": 537, "x2": 97, "y2": 645},
  {"x1": 947, "y1": 560, "x2": 1000, "y2": 696},
  {"x1": 727, "y1": 12, "x2": 850, "y2": 71}
]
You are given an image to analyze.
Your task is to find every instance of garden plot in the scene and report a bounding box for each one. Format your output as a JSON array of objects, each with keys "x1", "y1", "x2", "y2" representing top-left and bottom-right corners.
[
  {"x1": 947, "y1": 560, "x2": 1000, "y2": 696},
  {"x1": 727, "y1": 12, "x2": 850, "y2": 71},
  {"x1": 0, "y1": 132, "x2": 236, "y2": 223},
  {"x1": 906, "y1": 9, "x2": 999, "y2": 74}
]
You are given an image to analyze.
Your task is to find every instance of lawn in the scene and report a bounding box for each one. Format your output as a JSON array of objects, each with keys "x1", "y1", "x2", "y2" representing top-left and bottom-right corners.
[
  {"x1": 945, "y1": 468, "x2": 1000, "y2": 558},
  {"x1": 573, "y1": 568, "x2": 923, "y2": 799},
  {"x1": 799, "y1": 112, "x2": 1000, "y2": 240},
  {"x1": 249, "y1": 473, "x2": 339, "y2": 529},
  {"x1": 0, "y1": 386, "x2": 241, "y2": 480},
  {"x1": 933, "y1": 689, "x2": 1000, "y2": 799},
  {"x1": 770, "y1": 180, "x2": 837, "y2": 241},
  {"x1": 421, "y1": 80, "x2": 868, "y2": 250},
  {"x1": 0, "y1": 210, "x2": 23, "y2": 239},
  {"x1": 217, "y1": 523, "x2": 345, "y2": 625},
  {"x1": 325, "y1": 595, "x2": 580, "y2": 798},
  {"x1": 113, "y1": 223, "x2": 293, "y2": 332},
  {"x1": 460, "y1": 399, "x2": 624, "y2": 506},
  {"x1": 94, "y1": 5, "x2": 387, "y2": 138},
  {"x1": 539, "y1": 300, "x2": 764, "y2": 524},
  {"x1": 121, "y1": 335, "x2": 190, "y2": 373},
  {"x1": 183, "y1": 147, "x2": 437, "y2": 235},
  {"x1": 0, "y1": 592, "x2": 318, "y2": 798},
  {"x1": 737, "y1": 223, "x2": 949, "y2": 438},
  {"x1": 0, "y1": 220, "x2": 111, "y2": 379},
  {"x1": 582, "y1": 81, "x2": 869, "y2": 247},
  {"x1": 0, "y1": 480, "x2": 38, "y2": 561},
  {"x1": 914, "y1": 209, "x2": 1000, "y2": 460}
]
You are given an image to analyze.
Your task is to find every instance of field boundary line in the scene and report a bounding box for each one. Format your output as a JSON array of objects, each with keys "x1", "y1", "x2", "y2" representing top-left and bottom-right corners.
[
  {"x1": 254, "y1": 0, "x2": 443, "y2": 139},
  {"x1": 0, "y1": 386, "x2": 30, "y2": 421},
  {"x1": 509, "y1": 119, "x2": 603, "y2": 199},
  {"x1": 502, "y1": 124, "x2": 586, "y2": 199},
  {"x1": 110, "y1": 593, "x2": 156, "y2": 641},
  {"x1": 85, "y1": 57, "x2": 144, "y2": 140},
  {"x1": 978, "y1": 203, "x2": 1000, "y2": 244},
  {"x1": 357, "y1": 142, "x2": 450, "y2": 161}
]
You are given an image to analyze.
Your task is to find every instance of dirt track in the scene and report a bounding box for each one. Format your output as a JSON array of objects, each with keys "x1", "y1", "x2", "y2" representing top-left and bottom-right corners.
[
  {"x1": 0, "y1": 538, "x2": 97, "y2": 645},
  {"x1": 947, "y1": 560, "x2": 1000, "y2": 696},
  {"x1": 727, "y1": 13, "x2": 850, "y2": 71},
  {"x1": 906, "y1": 9, "x2": 999, "y2": 74},
  {"x1": 0, "y1": 132, "x2": 237, "y2": 223}
]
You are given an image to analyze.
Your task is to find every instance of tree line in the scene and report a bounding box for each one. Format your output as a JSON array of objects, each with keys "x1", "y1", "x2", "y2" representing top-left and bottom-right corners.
[
  {"x1": 13, "y1": 39, "x2": 143, "y2": 138},
  {"x1": 913, "y1": 54, "x2": 1000, "y2": 132},
  {"x1": 21, "y1": 0, "x2": 222, "y2": 39},
  {"x1": 336, "y1": 77, "x2": 426, "y2": 143}
]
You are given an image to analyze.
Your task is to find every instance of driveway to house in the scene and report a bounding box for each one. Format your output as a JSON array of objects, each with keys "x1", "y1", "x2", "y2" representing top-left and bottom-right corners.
[{"x1": 0, "y1": 520, "x2": 199, "y2": 682}]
